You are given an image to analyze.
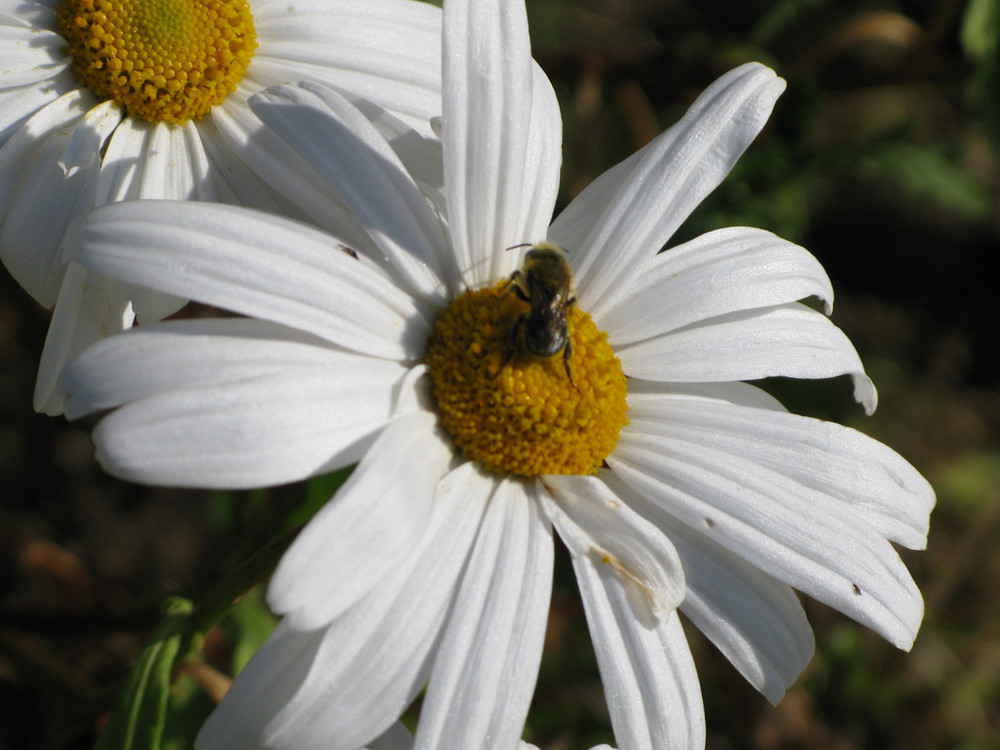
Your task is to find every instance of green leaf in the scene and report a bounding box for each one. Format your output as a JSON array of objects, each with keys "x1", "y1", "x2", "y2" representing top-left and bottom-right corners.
[
  {"x1": 227, "y1": 586, "x2": 278, "y2": 675},
  {"x1": 95, "y1": 598, "x2": 194, "y2": 750}
]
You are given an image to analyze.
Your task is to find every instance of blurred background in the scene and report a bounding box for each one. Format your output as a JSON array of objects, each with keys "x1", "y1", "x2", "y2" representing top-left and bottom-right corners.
[{"x1": 2, "y1": 0, "x2": 998, "y2": 747}]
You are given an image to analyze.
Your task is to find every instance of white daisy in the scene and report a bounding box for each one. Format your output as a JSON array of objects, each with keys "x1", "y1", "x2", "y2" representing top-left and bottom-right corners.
[
  {"x1": 0, "y1": 0, "x2": 443, "y2": 414},
  {"x1": 57, "y1": 0, "x2": 934, "y2": 747}
]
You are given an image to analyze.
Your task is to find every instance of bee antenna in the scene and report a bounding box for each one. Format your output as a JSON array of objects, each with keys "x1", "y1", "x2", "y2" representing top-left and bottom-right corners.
[{"x1": 505, "y1": 242, "x2": 533, "y2": 252}]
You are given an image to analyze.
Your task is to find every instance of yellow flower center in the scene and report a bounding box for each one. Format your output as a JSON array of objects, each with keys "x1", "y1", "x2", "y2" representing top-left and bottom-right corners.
[
  {"x1": 426, "y1": 281, "x2": 628, "y2": 477},
  {"x1": 57, "y1": 0, "x2": 257, "y2": 124}
]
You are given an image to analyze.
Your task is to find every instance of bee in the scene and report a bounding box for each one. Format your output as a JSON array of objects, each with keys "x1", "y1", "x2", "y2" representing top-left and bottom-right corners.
[{"x1": 503, "y1": 242, "x2": 577, "y2": 385}]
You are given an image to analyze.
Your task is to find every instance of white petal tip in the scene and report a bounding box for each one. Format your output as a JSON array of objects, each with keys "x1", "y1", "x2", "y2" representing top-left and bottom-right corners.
[{"x1": 853, "y1": 373, "x2": 879, "y2": 415}]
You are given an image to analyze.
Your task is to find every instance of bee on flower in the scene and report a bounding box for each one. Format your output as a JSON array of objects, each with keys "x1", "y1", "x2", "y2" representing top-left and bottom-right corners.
[{"x1": 57, "y1": 0, "x2": 934, "y2": 747}]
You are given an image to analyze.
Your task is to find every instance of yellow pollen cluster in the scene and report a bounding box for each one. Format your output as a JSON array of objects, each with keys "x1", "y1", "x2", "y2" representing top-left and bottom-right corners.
[
  {"x1": 57, "y1": 0, "x2": 257, "y2": 124},
  {"x1": 426, "y1": 281, "x2": 628, "y2": 478}
]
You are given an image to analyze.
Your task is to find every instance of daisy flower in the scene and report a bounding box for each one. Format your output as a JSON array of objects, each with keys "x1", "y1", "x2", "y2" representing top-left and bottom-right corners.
[
  {"x1": 0, "y1": 0, "x2": 443, "y2": 414},
  {"x1": 58, "y1": 0, "x2": 934, "y2": 746}
]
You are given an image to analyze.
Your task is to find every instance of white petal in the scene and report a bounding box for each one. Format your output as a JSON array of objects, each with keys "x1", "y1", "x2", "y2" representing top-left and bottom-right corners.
[
  {"x1": 0, "y1": 24, "x2": 67, "y2": 87},
  {"x1": 206, "y1": 92, "x2": 378, "y2": 251},
  {"x1": 195, "y1": 620, "x2": 324, "y2": 750},
  {"x1": 618, "y1": 302, "x2": 878, "y2": 414},
  {"x1": 34, "y1": 263, "x2": 134, "y2": 415},
  {"x1": 250, "y1": 82, "x2": 455, "y2": 303},
  {"x1": 442, "y1": 0, "x2": 562, "y2": 286},
  {"x1": 0, "y1": 94, "x2": 118, "y2": 306},
  {"x1": 626, "y1": 385, "x2": 934, "y2": 549},
  {"x1": 249, "y1": 0, "x2": 442, "y2": 135},
  {"x1": 550, "y1": 63, "x2": 785, "y2": 319},
  {"x1": 414, "y1": 478, "x2": 553, "y2": 750},
  {"x1": 96, "y1": 118, "x2": 214, "y2": 202},
  {"x1": 269, "y1": 411, "x2": 453, "y2": 630},
  {"x1": 0, "y1": 69, "x2": 77, "y2": 142},
  {"x1": 540, "y1": 475, "x2": 685, "y2": 618},
  {"x1": 627, "y1": 379, "x2": 789, "y2": 413},
  {"x1": 602, "y1": 471, "x2": 813, "y2": 705},
  {"x1": 575, "y1": 556, "x2": 705, "y2": 750},
  {"x1": 66, "y1": 200, "x2": 432, "y2": 361},
  {"x1": 600, "y1": 227, "x2": 834, "y2": 345},
  {"x1": 61, "y1": 317, "x2": 353, "y2": 417},
  {"x1": 62, "y1": 327, "x2": 410, "y2": 489},
  {"x1": 609, "y1": 428, "x2": 925, "y2": 650},
  {"x1": 198, "y1": 463, "x2": 490, "y2": 750}
]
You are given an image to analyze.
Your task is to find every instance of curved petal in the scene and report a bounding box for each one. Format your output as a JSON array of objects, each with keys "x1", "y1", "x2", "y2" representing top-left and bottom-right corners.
[
  {"x1": 197, "y1": 470, "x2": 489, "y2": 750},
  {"x1": 250, "y1": 0, "x2": 442, "y2": 135},
  {"x1": 0, "y1": 93, "x2": 118, "y2": 306},
  {"x1": 250, "y1": 82, "x2": 455, "y2": 303},
  {"x1": 442, "y1": 0, "x2": 562, "y2": 286},
  {"x1": 61, "y1": 323, "x2": 410, "y2": 488},
  {"x1": 206, "y1": 92, "x2": 378, "y2": 249},
  {"x1": 34, "y1": 263, "x2": 134, "y2": 416},
  {"x1": 550, "y1": 63, "x2": 785, "y2": 319},
  {"x1": 609, "y1": 429, "x2": 925, "y2": 650},
  {"x1": 0, "y1": 69, "x2": 78, "y2": 143},
  {"x1": 617, "y1": 302, "x2": 878, "y2": 414},
  {"x1": 541, "y1": 475, "x2": 685, "y2": 618},
  {"x1": 65, "y1": 200, "x2": 433, "y2": 361},
  {"x1": 414, "y1": 478, "x2": 553, "y2": 750},
  {"x1": 602, "y1": 471, "x2": 814, "y2": 705},
  {"x1": 574, "y1": 556, "x2": 705, "y2": 750},
  {"x1": 270, "y1": 411, "x2": 453, "y2": 630},
  {"x1": 600, "y1": 227, "x2": 834, "y2": 346},
  {"x1": 0, "y1": 23, "x2": 68, "y2": 87},
  {"x1": 625, "y1": 385, "x2": 934, "y2": 548}
]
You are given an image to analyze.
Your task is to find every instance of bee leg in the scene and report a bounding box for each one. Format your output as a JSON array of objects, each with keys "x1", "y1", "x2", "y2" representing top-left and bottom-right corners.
[
  {"x1": 563, "y1": 339, "x2": 578, "y2": 391},
  {"x1": 502, "y1": 271, "x2": 530, "y2": 303},
  {"x1": 500, "y1": 314, "x2": 526, "y2": 374}
]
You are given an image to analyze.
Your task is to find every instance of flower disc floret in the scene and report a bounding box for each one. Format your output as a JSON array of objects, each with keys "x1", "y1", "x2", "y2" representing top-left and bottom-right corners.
[
  {"x1": 427, "y1": 281, "x2": 628, "y2": 477},
  {"x1": 57, "y1": 0, "x2": 257, "y2": 124}
]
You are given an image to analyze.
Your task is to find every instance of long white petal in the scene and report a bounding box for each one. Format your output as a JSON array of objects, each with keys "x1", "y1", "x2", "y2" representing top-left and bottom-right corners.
[
  {"x1": 443, "y1": 0, "x2": 562, "y2": 286},
  {"x1": 200, "y1": 463, "x2": 490, "y2": 750},
  {"x1": 0, "y1": 94, "x2": 118, "y2": 306},
  {"x1": 602, "y1": 472, "x2": 814, "y2": 705},
  {"x1": 61, "y1": 317, "x2": 375, "y2": 416},
  {"x1": 575, "y1": 556, "x2": 705, "y2": 750},
  {"x1": 626, "y1": 385, "x2": 934, "y2": 548},
  {"x1": 61, "y1": 326, "x2": 410, "y2": 488},
  {"x1": 618, "y1": 302, "x2": 878, "y2": 414},
  {"x1": 414, "y1": 478, "x2": 552, "y2": 750},
  {"x1": 251, "y1": 82, "x2": 455, "y2": 302},
  {"x1": 551, "y1": 63, "x2": 785, "y2": 319},
  {"x1": 34, "y1": 263, "x2": 134, "y2": 415},
  {"x1": 65, "y1": 200, "x2": 432, "y2": 361},
  {"x1": 609, "y1": 430, "x2": 925, "y2": 650},
  {"x1": 600, "y1": 227, "x2": 834, "y2": 345},
  {"x1": 249, "y1": 0, "x2": 442, "y2": 134},
  {"x1": 541, "y1": 475, "x2": 685, "y2": 618},
  {"x1": 269, "y1": 411, "x2": 453, "y2": 630}
]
